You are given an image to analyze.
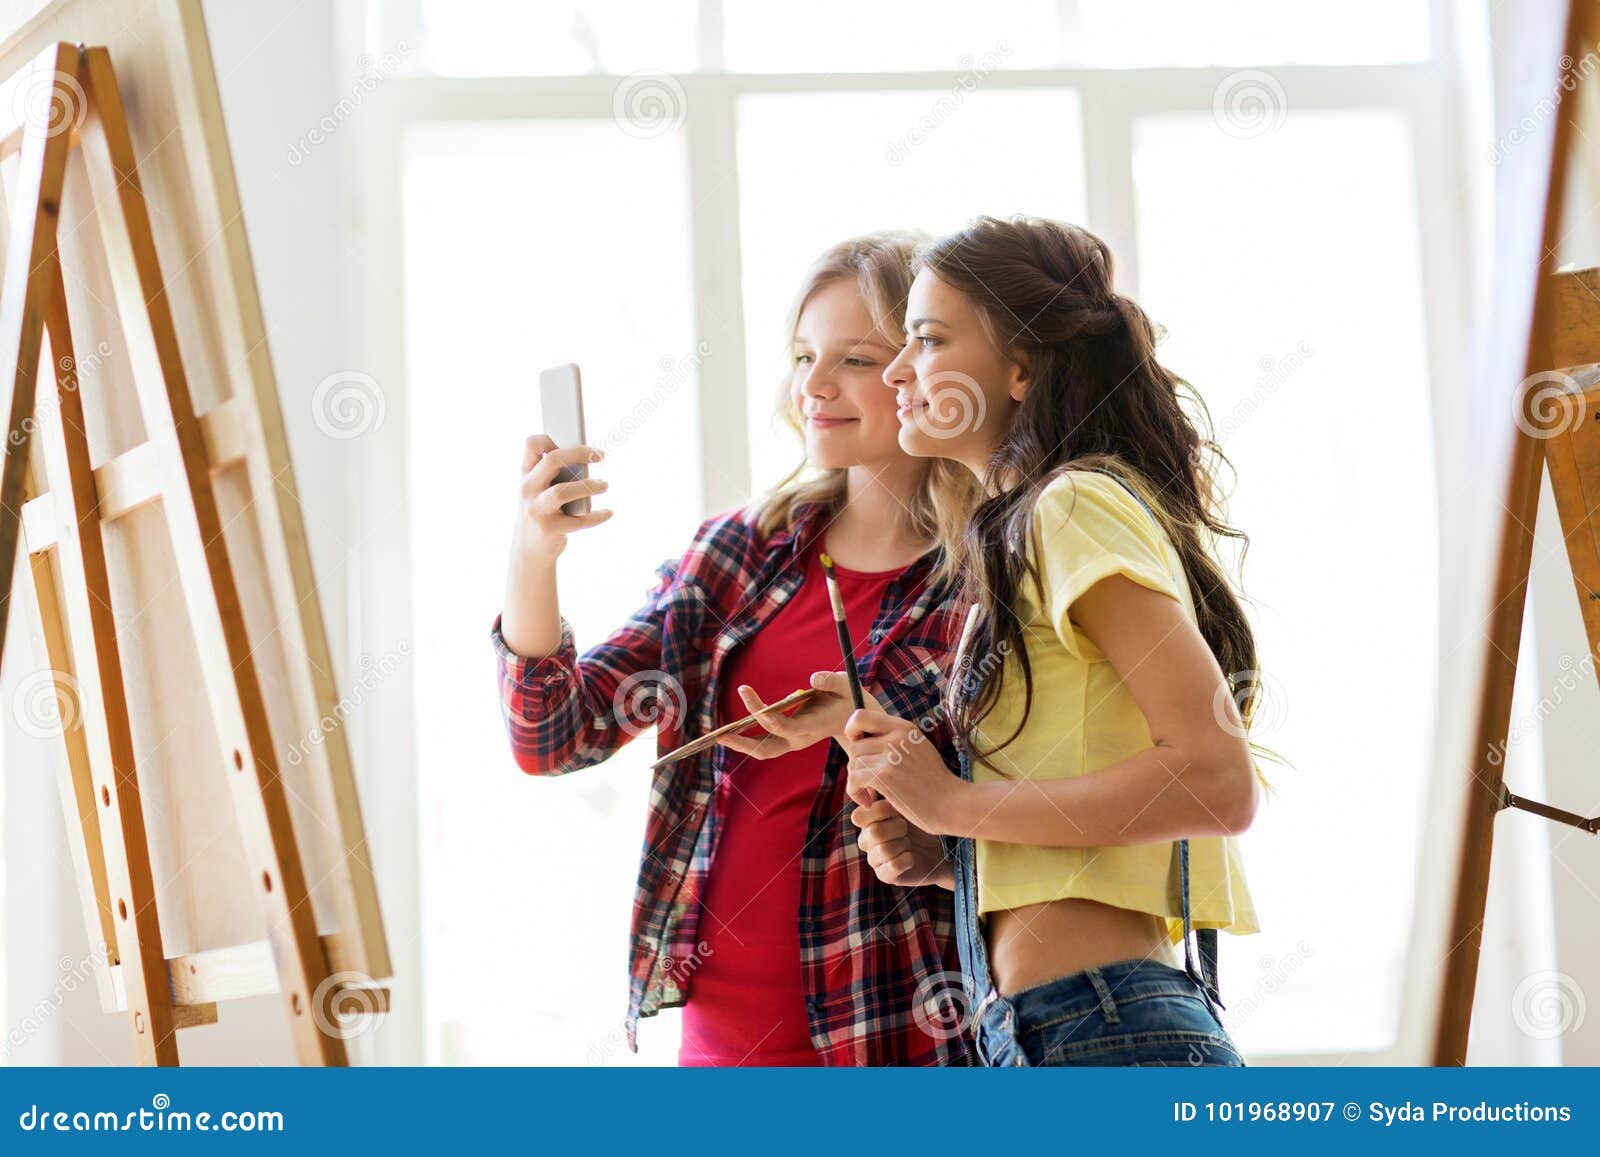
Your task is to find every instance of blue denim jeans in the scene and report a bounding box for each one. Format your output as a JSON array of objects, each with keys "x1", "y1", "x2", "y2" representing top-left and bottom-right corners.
[{"x1": 967, "y1": 956, "x2": 1244, "y2": 1067}]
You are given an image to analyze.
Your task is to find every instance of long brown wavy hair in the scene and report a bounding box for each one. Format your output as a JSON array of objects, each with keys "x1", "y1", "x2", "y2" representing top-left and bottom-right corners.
[
  {"x1": 751, "y1": 231, "x2": 978, "y2": 587},
  {"x1": 921, "y1": 216, "x2": 1275, "y2": 783}
]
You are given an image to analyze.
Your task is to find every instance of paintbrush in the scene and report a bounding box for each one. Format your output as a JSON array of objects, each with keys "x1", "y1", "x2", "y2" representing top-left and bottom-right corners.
[{"x1": 819, "y1": 552, "x2": 866, "y2": 710}]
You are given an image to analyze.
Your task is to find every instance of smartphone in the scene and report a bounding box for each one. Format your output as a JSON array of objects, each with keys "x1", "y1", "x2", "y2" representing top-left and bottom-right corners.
[{"x1": 538, "y1": 363, "x2": 589, "y2": 516}]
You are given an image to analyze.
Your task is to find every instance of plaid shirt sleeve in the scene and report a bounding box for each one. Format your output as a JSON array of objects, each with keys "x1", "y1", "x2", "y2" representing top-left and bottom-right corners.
[{"x1": 491, "y1": 555, "x2": 681, "y2": 774}]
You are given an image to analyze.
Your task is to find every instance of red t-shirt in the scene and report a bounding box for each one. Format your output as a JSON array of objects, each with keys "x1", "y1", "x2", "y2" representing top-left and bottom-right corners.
[{"x1": 677, "y1": 535, "x2": 904, "y2": 1066}]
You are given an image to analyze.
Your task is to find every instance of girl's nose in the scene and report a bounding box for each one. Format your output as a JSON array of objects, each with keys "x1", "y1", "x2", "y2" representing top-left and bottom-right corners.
[
  {"x1": 883, "y1": 346, "x2": 912, "y2": 388},
  {"x1": 800, "y1": 365, "x2": 839, "y2": 398}
]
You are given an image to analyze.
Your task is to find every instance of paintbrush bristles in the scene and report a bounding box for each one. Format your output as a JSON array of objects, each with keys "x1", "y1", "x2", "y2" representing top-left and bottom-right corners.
[{"x1": 819, "y1": 553, "x2": 848, "y2": 619}]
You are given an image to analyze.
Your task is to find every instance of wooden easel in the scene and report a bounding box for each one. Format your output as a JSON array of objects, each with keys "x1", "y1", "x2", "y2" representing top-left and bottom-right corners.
[
  {"x1": 0, "y1": 41, "x2": 383, "y2": 1065},
  {"x1": 1435, "y1": 0, "x2": 1600, "y2": 1065}
]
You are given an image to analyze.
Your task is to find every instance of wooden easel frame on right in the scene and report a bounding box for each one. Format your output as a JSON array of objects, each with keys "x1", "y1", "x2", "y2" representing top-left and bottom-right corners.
[
  {"x1": 1436, "y1": 0, "x2": 1600, "y2": 1065},
  {"x1": 0, "y1": 14, "x2": 390, "y2": 1068}
]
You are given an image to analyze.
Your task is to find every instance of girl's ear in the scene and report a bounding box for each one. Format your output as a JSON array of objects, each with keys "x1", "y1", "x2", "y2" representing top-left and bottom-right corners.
[{"x1": 1007, "y1": 350, "x2": 1032, "y2": 403}]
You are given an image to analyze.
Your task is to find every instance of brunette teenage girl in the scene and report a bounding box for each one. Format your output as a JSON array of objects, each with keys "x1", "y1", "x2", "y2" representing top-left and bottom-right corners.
[{"x1": 843, "y1": 216, "x2": 1266, "y2": 1067}]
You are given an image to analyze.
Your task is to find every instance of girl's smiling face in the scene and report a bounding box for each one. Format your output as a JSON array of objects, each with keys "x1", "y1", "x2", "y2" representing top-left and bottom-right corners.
[
  {"x1": 790, "y1": 278, "x2": 907, "y2": 470},
  {"x1": 883, "y1": 268, "x2": 1028, "y2": 475}
]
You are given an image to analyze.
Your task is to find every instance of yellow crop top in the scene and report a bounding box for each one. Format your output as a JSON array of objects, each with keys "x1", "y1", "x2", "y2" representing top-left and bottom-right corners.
[{"x1": 955, "y1": 470, "x2": 1259, "y2": 944}]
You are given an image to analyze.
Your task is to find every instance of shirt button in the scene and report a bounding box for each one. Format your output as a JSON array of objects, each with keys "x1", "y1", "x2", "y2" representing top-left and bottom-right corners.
[{"x1": 869, "y1": 629, "x2": 884, "y2": 643}]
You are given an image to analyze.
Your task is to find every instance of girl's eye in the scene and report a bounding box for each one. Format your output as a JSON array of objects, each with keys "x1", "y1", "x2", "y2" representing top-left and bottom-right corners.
[
  {"x1": 793, "y1": 354, "x2": 814, "y2": 365},
  {"x1": 917, "y1": 335, "x2": 940, "y2": 350},
  {"x1": 844, "y1": 357, "x2": 877, "y2": 368}
]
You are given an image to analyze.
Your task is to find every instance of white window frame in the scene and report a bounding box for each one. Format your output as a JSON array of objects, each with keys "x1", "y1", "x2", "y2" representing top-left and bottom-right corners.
[{"x1": 344, "y1": 0, "x2": 1476, "y2": 1066}]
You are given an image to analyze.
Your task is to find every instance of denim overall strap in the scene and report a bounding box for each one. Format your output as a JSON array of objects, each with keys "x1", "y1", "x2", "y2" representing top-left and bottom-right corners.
[
  {"x1": 947, "y1": 662, "x2": 995, "y2": 1033},
  {"x1": 1178, "y1": 838, "x2": 1225, "y2": 1017},
  {"x1": 1084, "y1": 467, "x2": 1225, "y2": 1017}
]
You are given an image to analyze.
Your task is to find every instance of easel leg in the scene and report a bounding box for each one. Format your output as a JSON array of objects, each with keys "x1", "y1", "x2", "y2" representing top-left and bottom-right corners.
[
  {"x1": 73, "y1": 45, "x2": 346, "y2": 1065},
  {"x1": 1433, "y1": 0, "x2": 1587, "y2": 1066}
]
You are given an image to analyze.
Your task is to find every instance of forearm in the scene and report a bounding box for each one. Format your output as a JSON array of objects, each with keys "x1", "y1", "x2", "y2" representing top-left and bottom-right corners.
[
  {"x1": 946, "y1": 743, "x2": 1247, "y2": 847},
  {"x1": 501, "y1": 536, "x2": 562, "y2": 658}
]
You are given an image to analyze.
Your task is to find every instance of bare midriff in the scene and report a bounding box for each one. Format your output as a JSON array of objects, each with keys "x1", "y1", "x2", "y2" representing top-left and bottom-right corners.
[{"x1": 986, "y1": 895, "x2": 1180, "y2": 996}]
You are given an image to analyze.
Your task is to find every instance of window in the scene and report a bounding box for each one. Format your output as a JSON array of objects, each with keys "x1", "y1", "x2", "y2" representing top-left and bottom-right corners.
[
  {"x1": 1133, "y1": 110, "x2": 1436, "y2": 1053},
  {"x1": 354, "y1": 1, "x2": 1467, "y2": 1065}
]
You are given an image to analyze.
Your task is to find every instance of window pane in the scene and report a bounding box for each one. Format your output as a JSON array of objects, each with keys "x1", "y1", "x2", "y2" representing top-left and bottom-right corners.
[
  {"x1": 412, "y1": 0, "x2": 698, "y2": 76},
  {"x1": 1072, "y1": 1, "x2": 1429, "y2": 67},
  {"x1": 723, "y1": 0, "x2": 1429, "y2": 72},
  {"x1": 1133, "y1": 111, "x2": 1436, "y2": 1055},
  {"x1": 404, "y1": 121, "x2": 698, "y2": 1064},
  {"x1": 723, "y1": 0, "x2": 1055, "y2": 72},
  {"x1": 735, "y1": 90, "x2": 1087, "y2": 493}
]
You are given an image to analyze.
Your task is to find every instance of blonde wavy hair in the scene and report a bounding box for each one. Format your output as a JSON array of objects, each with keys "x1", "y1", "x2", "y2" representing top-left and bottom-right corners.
[{"x1": 749, "y1": 231, "x2": 978, "y2": 588}]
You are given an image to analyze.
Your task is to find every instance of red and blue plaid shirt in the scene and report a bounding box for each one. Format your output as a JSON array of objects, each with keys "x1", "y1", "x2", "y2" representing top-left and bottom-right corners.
[{"x1": 491, "y1": 499, "x2": 972, "y2": 1065}]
